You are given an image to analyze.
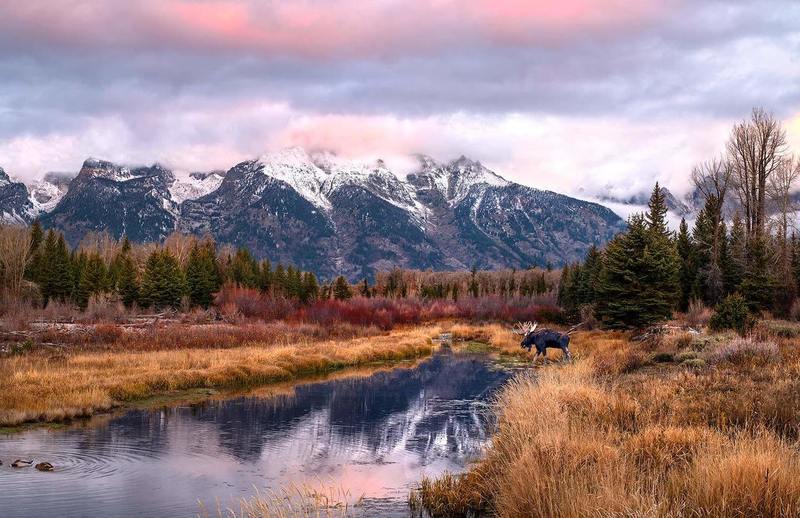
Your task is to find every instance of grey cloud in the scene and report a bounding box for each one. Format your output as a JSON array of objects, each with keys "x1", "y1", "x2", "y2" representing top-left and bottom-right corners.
[{"x1": 0, "y1": 0, "x2": 798, "y2": 188}]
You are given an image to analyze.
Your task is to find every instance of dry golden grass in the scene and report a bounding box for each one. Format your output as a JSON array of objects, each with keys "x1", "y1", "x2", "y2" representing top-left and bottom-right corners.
[
  {"x1": 412, "y1": 326, "x2": 800, "y2": 518},
  {"x1": 200, "y1": 482, "x2": 357, "y2": 518},
  {"x1": 0, "y1": 326, "x2": 437, "y2": 426}
]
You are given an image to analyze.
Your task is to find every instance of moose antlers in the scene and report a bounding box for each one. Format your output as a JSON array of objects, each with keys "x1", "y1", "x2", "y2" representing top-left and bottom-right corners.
[{"x1": 512, "y1": 321, "x2": 538, "y2": 336}]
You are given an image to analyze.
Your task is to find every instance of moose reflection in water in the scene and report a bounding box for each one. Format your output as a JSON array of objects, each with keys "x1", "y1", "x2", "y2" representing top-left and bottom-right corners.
[{"x1": 0, "y1": 350, "x2": 511, "y2": 518}]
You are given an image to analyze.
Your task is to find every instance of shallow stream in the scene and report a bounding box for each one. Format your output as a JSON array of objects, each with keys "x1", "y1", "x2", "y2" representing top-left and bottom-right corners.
[{"x1": 0, "y1": 350, "x2": 512, "y2": 517}]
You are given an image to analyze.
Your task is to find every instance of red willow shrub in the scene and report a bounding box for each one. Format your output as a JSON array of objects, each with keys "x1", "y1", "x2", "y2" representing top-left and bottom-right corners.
[
  {"x1": 214, "y1": 285, "x2": 297, "y2": 320},
  {"x1": 213, "y1": 284, "x2": 563, "y2": 330},
  {"x1": 295, "y1": 298, "x2": 423, "y2": 330},
  {"x1": 295, "y1": 296, "x2": 562, "y2": 330}
]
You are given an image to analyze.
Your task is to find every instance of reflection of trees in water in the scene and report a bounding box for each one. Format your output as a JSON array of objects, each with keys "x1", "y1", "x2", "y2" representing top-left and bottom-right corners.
[
  {"x1": 72, "y1": 409, "x2": 173, "y2": 458},
  {"x1": 72, "y1": 353, "x2": 510, "y2": 466}
]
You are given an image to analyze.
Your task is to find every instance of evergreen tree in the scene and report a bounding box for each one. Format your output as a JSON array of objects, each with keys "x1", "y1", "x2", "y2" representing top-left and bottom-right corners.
[
  {"x1": 562, "y1": 263, "x2": 582, "y2": 319},
  {"x1": 791, "y1": 233, "x2": 800, "y2": 294},
  {"x1": 723, "y1": 213, "x2": 747, "y2": 294},
  {"x1": 740, "y1": 235, "x2": 776, "y2": 313},
  {"x1": 258, "y1": 260, "x2": 272, "y2": 293},
  {"x1": 41, "y1": 231, "x2": 73, "y2": 304},
  {"x1": 360, "y1": 278, "x2": 371, "y2": 298},
  {"x1": 230, "y1": 248, "x2": 259, "y2": 288},
  {"x1": 301, "y1": 272, "x2": 320, "y2": 303},
  {"x1": 285, "y1": 266, "x2": 302, "y2": 299},
  {"x1": 139, "y1": 249, "x2": 186, "y2": 309},
  {"x1": 273, "y1": 264, "x2": 287, "y2": 297},
  {"x1": 676, "y1": 218, "x2": 695, "y2": 311},
  {"x1": 692, "y1": 198, "x2": 724, "y2": 304},
  {"x1": 116, "y1": 253, "x2": 139, "y2": 308},
  {"x1": 557, "y1": 263, "x2": 571, "y2": 309},
  {"x1": 108, "y1": 235, "x2": 132, "y2": 290},
  {"x1": 598, "y1": 211, "x2": 679, "y2": 329},
  {"x1": 332, "y1": 275, "x2": 352, "y2": 300},
  {"x1": 76, "y1": 252, "x2": 108, "y2": 309},
  {"x1": 645, "y1": 183, "x2": 670, "y2": 238},
  {"x1": 577, "y1": 245, "x2": 603, "y2": 307},
  {"x1": 185, "y1": 241, "x2": 220, "y2": 308}
]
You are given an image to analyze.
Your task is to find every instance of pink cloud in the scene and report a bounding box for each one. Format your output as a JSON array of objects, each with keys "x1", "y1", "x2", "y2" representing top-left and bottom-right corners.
[
  {"x1": 274, "y1": 114, "x2": 430, "y2": 157},
  {"x1": 0, "y1": 0, "x2": 674, "y2": 58}
]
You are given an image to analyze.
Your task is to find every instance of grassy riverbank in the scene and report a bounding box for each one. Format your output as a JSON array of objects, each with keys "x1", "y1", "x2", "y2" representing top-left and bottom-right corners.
[
  {"x1": 413, "y1": 325, "x2": 800, "y2": 517},
  {"x1": 0, "y1": 325, "x2": 437, "y2": 427}
]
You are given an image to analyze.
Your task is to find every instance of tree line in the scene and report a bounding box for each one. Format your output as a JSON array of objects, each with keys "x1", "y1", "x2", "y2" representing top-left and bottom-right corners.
[
  {"x1": 560, "y1": 108, "x2": 800, "y2": 329},
  {"x1": 0, "y1": 223, "x2": 559, "y2": 312},
  {"x1": 0, "y1": 225, "x2": 339, "y2": 310}
]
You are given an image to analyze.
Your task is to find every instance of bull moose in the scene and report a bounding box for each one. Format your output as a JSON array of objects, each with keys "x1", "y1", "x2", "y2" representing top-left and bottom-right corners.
[{"x1": 513, "y1": 321, "x2": 572, "y2": 362}]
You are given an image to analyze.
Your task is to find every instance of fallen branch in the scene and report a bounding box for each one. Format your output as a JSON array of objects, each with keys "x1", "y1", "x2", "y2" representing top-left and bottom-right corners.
[
  {"x1": 565, "y1": 321, "x2": 588, "y2": 335},
  {"x1": 632, "y1": 324, "x2": 700, "y2": 342}
]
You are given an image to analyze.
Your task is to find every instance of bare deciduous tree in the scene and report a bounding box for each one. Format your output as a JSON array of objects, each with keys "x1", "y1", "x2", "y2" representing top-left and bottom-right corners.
[
  {"x1": 727, "y1": 107, "x2": 788, "y2": 239},
  {"x1": 78, "y1": 230, "x2": 119, "y2": 264},
  {"x1": 164, "y1": 232, "x2": 197, "y2": 268},
  {"x1": 0, "y1": 224, "x2": 32, "y2": 300},
  {"x1": 769, "y1": 155, "x2": 800, "y2": 272},
  {"x1": 692, "y1": 156, "x2": 731, "y2": 264}
]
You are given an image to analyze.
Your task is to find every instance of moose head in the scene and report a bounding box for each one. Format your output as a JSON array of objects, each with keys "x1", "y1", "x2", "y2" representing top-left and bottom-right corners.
[{"x1": 512, "y1": 321, "x2": 538, "y2": 339}]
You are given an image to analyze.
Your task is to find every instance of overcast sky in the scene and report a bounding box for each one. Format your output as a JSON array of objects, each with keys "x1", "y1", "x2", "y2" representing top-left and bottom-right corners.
[{"x1": 0, "y1": 0, "x2": 799, "y2": 199}]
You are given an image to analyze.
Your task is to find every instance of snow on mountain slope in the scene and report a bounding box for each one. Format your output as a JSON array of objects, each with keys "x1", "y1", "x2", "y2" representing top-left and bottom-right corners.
[
  {"x1": 29, "y1": 173, "x2": 72, "y2": 213},
  {"x1": 169, "y1": 171, "x2": 226, "y2": 204},
  {"x1": 0, "y1": 167, "x2": 37, "y2": 224},
  {"x1": 255, "y1": 147, "x2": 332, "y2": 210},
  {"x1": 250, "y1": 148, "x2": 428, "y2": 219},
  {"x1": 446, "y1": 155, "x2": 509, "y2": 203}
]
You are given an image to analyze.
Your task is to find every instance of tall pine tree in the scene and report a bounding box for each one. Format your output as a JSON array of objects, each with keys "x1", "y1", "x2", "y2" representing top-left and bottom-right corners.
[
  {"x1": 597, "y1": 185, "x2": 679, "y2": 329},
  {"x1": 186, "y1": 241, "x2": 220, "y2": 308},
  {"x1": 676, "y1": 218, "x2": 695, "y2": 311},
  {"x1": 139, "y1": 249, "x2": 186, "y2": 310},
  {"x1": 332, "y1": 276, "x2": 352, "y2": 300}
]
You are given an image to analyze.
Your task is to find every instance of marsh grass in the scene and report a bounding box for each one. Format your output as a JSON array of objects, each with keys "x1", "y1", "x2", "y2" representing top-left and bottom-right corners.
[
  {"x1": 0, "y1": 326, "x2": 436, "y2": 426},
  {"x1": 412, "y1": 327, "x2": 800, "y2": 517},
  {"x1": 200, "y1": 482, "x2": 360, "y2": 518}
]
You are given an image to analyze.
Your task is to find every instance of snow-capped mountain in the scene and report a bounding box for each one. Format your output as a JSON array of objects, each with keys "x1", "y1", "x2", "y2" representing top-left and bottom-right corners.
[
  {"x1": 1, "y1": 148, "x2": 625, "y2": 279},
  {"x1": 180, "y1": 148, "x2": 623, "y2": 278},
  {"x1": 41, "y1": 159, "x2": 179, "y2": 243},
  {"x1": 0, "y1": 167, "x2": 35, "y2": 224}
]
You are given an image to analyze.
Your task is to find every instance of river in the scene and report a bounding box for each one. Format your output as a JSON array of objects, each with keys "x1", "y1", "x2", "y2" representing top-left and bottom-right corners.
[{"x1": 0, "y1": 350, "x2": 512, "y2": 517}]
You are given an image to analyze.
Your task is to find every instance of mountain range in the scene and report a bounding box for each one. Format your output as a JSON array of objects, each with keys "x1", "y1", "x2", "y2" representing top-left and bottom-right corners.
[{"x1": 1, "y1": 148, "x2": 626, "y2": 279}]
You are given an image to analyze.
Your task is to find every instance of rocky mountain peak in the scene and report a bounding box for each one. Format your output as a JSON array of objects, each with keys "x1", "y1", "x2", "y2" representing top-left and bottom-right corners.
[
  {"x1": 406, "y1": 154, "x2": 508, "y2": 205},
  {"x1": 77, "y1": 158, "x2": 174, "y2": 186},
  {"x1": 42, "y1": 171, "x2": 75, "y2": 189},
  {"x1": 3, "y1": 148, "x2": 626, "y2": 278},
  {"x1": 189, "y1": 170, "x2": 226, "y2": 181}
]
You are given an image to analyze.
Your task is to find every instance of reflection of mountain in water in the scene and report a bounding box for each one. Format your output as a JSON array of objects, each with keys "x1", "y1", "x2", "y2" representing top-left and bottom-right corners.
[
  {"x1": 0, "y1": 351, "x2": 510, "y2": 518},
  {"x1": 192, "y1": 351, "x2": 510, "y2": 463}
]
